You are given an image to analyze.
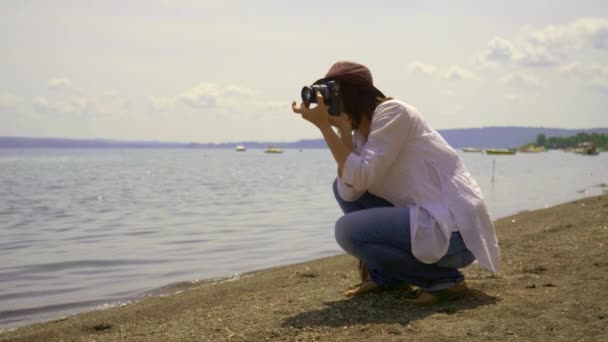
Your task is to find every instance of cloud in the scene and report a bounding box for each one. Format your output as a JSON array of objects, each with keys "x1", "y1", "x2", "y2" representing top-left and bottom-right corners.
[
  {"x1": 147, "y1": 83, "x2": 256, "y2": 112},
  {"x1": 559, "y1": 62, "x2": 584, "y2": 76},
  {"x1": 498, "y1": 73, "x2": 539, "y2": 88},
  {"x1": 33, "y1": 97, "x2": 51, "y2": 113},
  {"x1": 449, "y1": 104, "x2": 464, "y2": 114},
  {"x1": 262, "y1": 101, "x2": 289, "y2": 113},
  {"x1": 479, "y1": 18, "x2": 608, "y2": 69},
  {"x1": 31, "y1": 86, "x2": 128, "y2": 117},
  {"x1": 438, "y1": 89, "x2": 455, "y2": 97},
  {"x1": 87, "y1": 92, "x2": 131, "y2": 116},
  {"x1": 407, "y1": 62, "x2": 437, "y2": 75},
  {"x1": 407, "y1": 62, "x2": 476, "y2": 81},
  {"x1": 177, "y1": 83, "x2": 254, "y2": 109},
  {"x1": 32, "y1": 96, "x2": 89, "y2": 115},
  {"x1": 559, "y1": 62, "x2": 608, "y2": 78},
  {"x1": 47, "y1": 78, "x2": 73, "y2": 89},
  {"x1": 439, "y1": 66, "x2": 476, "y2": 81},
  {"x1": 527, "y1": 17, "x2": 608, "y2": 51},
  {"x1": 179, "y1": 83, "x2": 219, "y2": 108},
  {"x1": 149, "y1": 96, "x2": 176, "y2": 112},
  {"x1": 98, "y1": 91, "x2": 118, "y2": 99},
  {"x1": 559, "y1": 62, "x2": 608, "y2": 95},
  {"x1": 479, "y1": 37, "x2": 559, "y2": 68},
  {"x1": 54, "y1": 97, "x2": 88, "y2": 114},
  {"x1": 516, "y1": 46, "x2": 560, "y2": 68},
  {"x1": 591, "y1": 78, "x2": 608, "y2": 95},
  {"x1": 0, "y1": 92, "x2": 22, "y2": 109},
  {"x1": 505, "y1": 94, "x2": 519, "y2": 103},
  {"x1": 222, "y1": 85, "x2": 253, "y2": 98},
  {"x1": 480, "y1": 37, "x2": 517, "y2": 64}
]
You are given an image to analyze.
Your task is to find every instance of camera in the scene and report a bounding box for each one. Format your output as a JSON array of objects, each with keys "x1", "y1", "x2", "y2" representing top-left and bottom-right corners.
[{"x1": 301, "y1": 80, "x2": 342, "y2": 116}]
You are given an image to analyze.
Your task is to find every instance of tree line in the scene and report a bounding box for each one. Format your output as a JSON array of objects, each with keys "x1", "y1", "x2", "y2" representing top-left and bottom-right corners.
[{"x1": 533, "y1": 133, "x2": 608, "y2": 149}]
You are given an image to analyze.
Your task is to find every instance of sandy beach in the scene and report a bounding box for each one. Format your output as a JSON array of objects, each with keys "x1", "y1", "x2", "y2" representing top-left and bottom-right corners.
[{"x1": 1, "y1": 194, "x2": 607, "y2": 342}]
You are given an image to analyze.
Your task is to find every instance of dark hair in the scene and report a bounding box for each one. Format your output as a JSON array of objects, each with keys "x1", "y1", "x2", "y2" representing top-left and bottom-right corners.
[
  {"x1": 341, "y1": 81, "x2": 389, "y2": 285},
  {"x1": 339, "y1": 81, "x2": 389, "y2": 130}
]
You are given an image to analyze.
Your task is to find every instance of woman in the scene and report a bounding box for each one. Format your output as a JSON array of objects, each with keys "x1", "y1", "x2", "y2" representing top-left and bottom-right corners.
[{"x1": 292, "y1": 61, "x2": 500, "y2": 305}]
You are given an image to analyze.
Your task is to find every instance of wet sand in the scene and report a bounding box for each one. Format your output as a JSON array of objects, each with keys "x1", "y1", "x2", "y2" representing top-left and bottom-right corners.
[{"x1": 1, "y1": 194, "x2": 607, "y2": 341}]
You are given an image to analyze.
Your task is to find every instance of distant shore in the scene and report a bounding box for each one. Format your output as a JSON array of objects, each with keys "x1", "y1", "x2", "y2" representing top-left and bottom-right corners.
[
  {"x1": 2, "y1": 127, "x2": 607, "y2": 149},
  {"x1": 2, "y1": 194, "x2": 607, "y2": 342}
]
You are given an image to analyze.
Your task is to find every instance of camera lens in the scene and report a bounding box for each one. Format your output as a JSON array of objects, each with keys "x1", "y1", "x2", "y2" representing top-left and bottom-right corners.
[{"x1": 301, "y1": 86, "x2": 315, "y2": 104}]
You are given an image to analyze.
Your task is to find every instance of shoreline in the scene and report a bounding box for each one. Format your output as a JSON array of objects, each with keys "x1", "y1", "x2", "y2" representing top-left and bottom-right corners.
[
  {"x1": 3, "y1": 186, "x2": 605, "y2": 332},
  {"x1": 2, "y1": 194, "x2": 608, "y2": 341},
  {"x1": 3, "y1": 184, "x2": 605, "y2": 331},
  {"x1": 1, "y1": 149, "x2": 606, "y2": 335}
]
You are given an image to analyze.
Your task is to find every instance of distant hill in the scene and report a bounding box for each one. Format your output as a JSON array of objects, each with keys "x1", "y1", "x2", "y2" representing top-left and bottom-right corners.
[
  {"x1": 0, "y1": 137, "x2": 185, "y2": 148},
  {"x1": 185, "y1": 139, "x2": 327, "y2": 149},
  {"x1": 1, "y1": 127, "x2": 607, "y2": 149},
  {"x1": 438, "y1": 127, "x2": 608, "y2": 149}
]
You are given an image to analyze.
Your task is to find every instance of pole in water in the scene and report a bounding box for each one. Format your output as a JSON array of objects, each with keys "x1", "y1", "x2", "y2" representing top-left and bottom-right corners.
[{"x1": 491, "y1": 159, "x2": 496, "y2": 183}]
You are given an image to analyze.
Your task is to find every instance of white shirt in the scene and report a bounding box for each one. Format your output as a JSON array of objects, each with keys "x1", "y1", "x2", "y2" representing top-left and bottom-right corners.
[{"x1": 336, "y1": 99, "x2": 500, "y2": 273}]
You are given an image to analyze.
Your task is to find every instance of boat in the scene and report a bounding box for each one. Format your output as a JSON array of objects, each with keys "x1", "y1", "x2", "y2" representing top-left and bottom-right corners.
[
  {"x1": 235, "y1": 144, "x2": 246, "y2": 152},
  {"x1": 484, "y1": 148, "x2": 517, "y2": 155},
  {"x1": 519, "y1": 145, "x2": 546, "y2": 153},
  {"x1": 574, "y1": 142, "x2": 599, "y2": 155},
  {"x1": 264, "y1": 146, "x2": 284, "y2": 154},
  {"x1": 462, "y1": 147, "x2": 482, "y2": 153}
]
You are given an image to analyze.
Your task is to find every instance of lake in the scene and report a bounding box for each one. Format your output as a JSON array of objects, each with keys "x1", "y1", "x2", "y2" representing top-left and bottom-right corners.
[{"x1": 0, "y1": 148, "x2": 606, "y2": 329}]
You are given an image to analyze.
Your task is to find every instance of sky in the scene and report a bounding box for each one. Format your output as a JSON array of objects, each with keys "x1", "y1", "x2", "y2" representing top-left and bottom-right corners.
[{"x1": 1, "y1": 1, "x2": 608, "y2": 143}]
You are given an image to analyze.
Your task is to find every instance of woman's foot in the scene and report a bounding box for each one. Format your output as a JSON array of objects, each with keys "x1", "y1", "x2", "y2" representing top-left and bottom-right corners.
[
  {"x1": 345, "y1": 280, "x2": 379, "y2": 297},
  {"x1": 405, "y1": 281, "x2": 468, "y2": 306},
  {"x1": 346, "y1": 281, "x2": 414, "y2": 297}
]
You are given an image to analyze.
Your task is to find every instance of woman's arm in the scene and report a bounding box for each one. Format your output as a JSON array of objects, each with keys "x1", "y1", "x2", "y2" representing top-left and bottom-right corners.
[
  {"x1": 292, "y1": 92, "x2": 352, "y2": 176},
  {"x1": 319, "y1": 126, "x2": 351, "y2": 177},
  {"x1": 340, "y1": 101, "x2": 412, "y2": 191},
  {"x1": 332, "y1": 118, "x2": 354, "y2": 151}
]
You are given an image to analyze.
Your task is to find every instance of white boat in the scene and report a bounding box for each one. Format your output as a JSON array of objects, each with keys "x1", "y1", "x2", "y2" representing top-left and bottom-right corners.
[{"x1": 235, "y1": 145, "x2": 246, "y2": 152}]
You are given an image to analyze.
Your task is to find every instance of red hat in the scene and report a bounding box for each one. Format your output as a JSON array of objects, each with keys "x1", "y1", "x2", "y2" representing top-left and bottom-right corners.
[{"x1": 314, "y1": 61, "x2": 385, "y2": 97}]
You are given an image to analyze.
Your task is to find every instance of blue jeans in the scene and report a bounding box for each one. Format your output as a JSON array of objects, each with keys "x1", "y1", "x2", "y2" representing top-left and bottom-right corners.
[{"x1": 332, "y1": 179, "x2": 475, "y2": 291}]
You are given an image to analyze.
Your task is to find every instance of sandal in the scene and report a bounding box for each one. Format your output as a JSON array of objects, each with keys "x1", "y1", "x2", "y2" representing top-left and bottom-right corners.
[{"x1": 405, "y1": 282, "x2": 468, "y2": 306}]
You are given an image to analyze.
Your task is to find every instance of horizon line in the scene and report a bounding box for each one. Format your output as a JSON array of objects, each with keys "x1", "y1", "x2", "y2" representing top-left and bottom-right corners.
[{"x1": 1, "y1": 125, "x2": 608, "y2": 145}]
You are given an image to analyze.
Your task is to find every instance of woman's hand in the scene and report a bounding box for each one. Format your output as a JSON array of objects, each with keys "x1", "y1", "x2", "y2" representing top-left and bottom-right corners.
[
  {"x1": 292, "y1": 92, "x2": 352, "y2": 176},
  {"x1": 291, "y1": 92, "x2": 331, "y2": 130}
]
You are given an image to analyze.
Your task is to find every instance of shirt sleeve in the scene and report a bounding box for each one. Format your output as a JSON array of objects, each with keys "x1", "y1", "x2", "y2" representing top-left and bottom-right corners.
[
  {"x1": 341, "y1": 101, "x2": 412, "y2": 192},
  {"x1": 336, "y1": 175, "x2": 365, "y2": 201}
]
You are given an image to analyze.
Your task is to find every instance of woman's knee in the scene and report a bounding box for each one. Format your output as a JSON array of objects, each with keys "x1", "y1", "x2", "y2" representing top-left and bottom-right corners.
[
  {"x1": 331, "y1": 178, "x2": 340, "y2": 202},
  {"x1": 436, "y1": 249, "x2": 476, "y2": 269},
  {"x1": 334, "y1": 215, "x2": 355, "y2": 251}
]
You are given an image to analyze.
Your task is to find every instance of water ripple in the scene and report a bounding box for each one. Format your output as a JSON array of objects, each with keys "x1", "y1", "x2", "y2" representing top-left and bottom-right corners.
[
  {"x1": 1, "y1": 148, "x2": 606, "y2": 329},
  {"x1": 0, "y1": 259, "x2": 171, "y2": 276},
  {"x1": 0, "y1": 287, "x2": 85, "y2": 301}
]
